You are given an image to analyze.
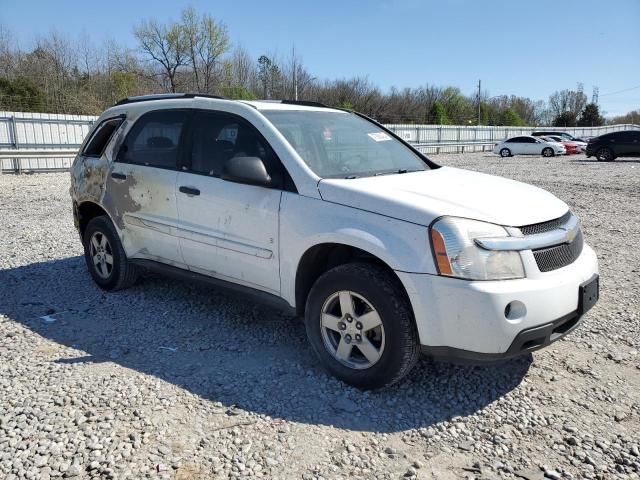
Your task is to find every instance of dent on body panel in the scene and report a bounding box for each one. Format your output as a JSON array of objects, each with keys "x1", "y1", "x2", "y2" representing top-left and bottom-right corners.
[
  {"x1": 102, "y1": 171, "x2": 141, "y2": 230},
  {"x1": 71, "y1": 155, "x2": 109, "y2": 207},
  {"x1": 100, "y1": 119, "x2": 143, "y2": 230}
]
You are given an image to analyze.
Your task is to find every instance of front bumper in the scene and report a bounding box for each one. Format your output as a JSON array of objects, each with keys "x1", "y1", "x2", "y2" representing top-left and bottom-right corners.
[{"x1": 396, "y1": 244, "x2": 599, "y2": 360}]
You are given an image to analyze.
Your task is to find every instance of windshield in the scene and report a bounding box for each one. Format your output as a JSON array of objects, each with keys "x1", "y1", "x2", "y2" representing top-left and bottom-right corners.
[{"x1": 262, "y1": 110, "x2": 428, "y2": 178}]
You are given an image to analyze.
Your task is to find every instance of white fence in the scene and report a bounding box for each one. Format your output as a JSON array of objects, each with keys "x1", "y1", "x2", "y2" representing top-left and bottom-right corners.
[
  {"x1": 385, "y1": 123, "x2": 640, "y2": 154},
  {"x1": 1, "y1": 111, "x2": 639, "y2": 172},
  {"x1": 0, "y1": 112, "x2": 95, "y2": 172}
]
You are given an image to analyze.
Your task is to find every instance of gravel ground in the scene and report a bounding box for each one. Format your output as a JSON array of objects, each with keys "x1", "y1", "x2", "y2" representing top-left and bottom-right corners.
[{"x1": 1, "y1": 153, "x2": 639, "y2": 480}]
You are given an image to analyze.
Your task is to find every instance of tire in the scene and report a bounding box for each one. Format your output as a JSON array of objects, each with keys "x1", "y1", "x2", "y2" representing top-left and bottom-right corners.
[
  {"x1": 499, "y1": 148, "x2": 511, "y2": 157},
  {"x1": 542, "y1": 147, "x2": 554, "y2": 157},
  {"x1": 595, "y1": 148, "x2": 614, "y2": 162},
  {"x1": 304, "y1": 262, "x2": 420, "y2": 390},
  {"x1": 83, "y1": 215, "x2": 139, "y2": 291}
]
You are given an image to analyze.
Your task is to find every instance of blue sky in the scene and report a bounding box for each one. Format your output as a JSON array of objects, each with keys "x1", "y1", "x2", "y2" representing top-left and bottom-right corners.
[{"x1": 2, "y1": 0, "x2": 639, "y2": 116}]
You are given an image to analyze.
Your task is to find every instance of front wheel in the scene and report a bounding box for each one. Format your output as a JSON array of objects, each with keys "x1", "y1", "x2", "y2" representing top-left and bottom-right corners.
[
  {"x1": 304, "y1": 263, "x2": 420, "y2": 390},
  {"x1": 542, "y1": 147, "x2": 555, "y2": 157},
  {"x1": 500, "y1": 148, "x2": 511, "y2": 157}
]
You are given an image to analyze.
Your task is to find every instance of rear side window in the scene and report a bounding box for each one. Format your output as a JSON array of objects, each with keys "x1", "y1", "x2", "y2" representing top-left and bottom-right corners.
[
  {"x1": 117, "y1": 110, "x2": 187, "y2": 169},
  {"x1": 83, "y1": 117, "x2": 123, "y2": 157}
]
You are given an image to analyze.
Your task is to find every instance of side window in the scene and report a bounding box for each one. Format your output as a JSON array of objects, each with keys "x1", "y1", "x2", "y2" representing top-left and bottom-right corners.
[
  {"x1": 507, "y1": 137, "x2": 523, "y2": 143},
  {"x1": 188, "y1": 111, "x2": 288, "y2": 189},
  {"x1": 83, "y1": 117, "x2": 123, "y2": 157},
  {"x1": 618, "y1": 132, "x2": 638, "y2": 142},
  {"x1": 117, "y1": 110, "x2": 186, "y2": 169},
  {"x1": 524, "y1": 137, "x2": 537, "y2": 143}
]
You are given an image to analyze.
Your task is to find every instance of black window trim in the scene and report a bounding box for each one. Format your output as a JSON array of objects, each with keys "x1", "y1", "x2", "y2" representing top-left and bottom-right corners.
[
  {"x1": 114, "y1": 108, "x2": 192, "y2": 172},
  {"x1": 82, "y1": 114, "x2": 126, "y2": 158},
  {"x1": 180, "y1": 108, "x2": 298, "y2": 193}
]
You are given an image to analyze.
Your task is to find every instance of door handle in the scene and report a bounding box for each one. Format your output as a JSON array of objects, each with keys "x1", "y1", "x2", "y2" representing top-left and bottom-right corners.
[
  {"x1": 179, "y1": 186, "x2": 200, "y2": 196},
  {"x1": 111, "y1": 172, "x2": 127, "y2": 180}
]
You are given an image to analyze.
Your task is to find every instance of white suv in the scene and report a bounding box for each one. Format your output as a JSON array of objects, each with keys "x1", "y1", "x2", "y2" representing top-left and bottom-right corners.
[{"x1": 70, "y1": 94, "x2": 599, "y2": 389}]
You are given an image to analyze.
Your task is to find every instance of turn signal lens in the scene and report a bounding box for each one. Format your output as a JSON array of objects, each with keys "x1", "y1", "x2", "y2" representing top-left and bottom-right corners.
[{"x1": 430, "y1": 228, "x2": 453, "y2": 275}]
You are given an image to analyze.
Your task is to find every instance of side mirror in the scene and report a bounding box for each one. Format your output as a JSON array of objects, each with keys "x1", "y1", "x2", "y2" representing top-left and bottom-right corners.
[{"x1": 222, "y1": 156, "x2": 271, "y2": 187}]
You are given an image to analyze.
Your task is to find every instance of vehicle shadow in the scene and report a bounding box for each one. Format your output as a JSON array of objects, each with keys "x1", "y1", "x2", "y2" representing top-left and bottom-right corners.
[
  {"x1": 1, "y1": 256, "x2": 531, "y2": 433},
  {"x1": 569, "y1": 158, "x2": 640, "y2": 164}
]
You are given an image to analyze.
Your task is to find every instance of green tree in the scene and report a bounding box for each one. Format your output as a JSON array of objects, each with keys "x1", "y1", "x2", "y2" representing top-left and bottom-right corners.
[
  {"x1": 577, "y1": 103, "x2": 604, "y2": 127},
  {"x1": 429, "y1": 101, "x2": 449, "y2": 124},
  {"x1": 110, "y1": 71, "x2": 137, "y2": 100},
  {"x1": 0, "y1": 76, "x2": 46, "y2": 111},
  {"x1": 552, "y1": 111, "x2": 577, "y2": 127},
  {"x1": 501, "y1": 108, "x2": 525, "y2": 126},
  {"x1": 219, "y1": 85, "x2": 255, "y2": 100},
  {"x1": 257, "y1": 55, "x2": 272, "y2": 98},
  {"x1": 181, "y1": 7, "x2": 229, "y2": 93}
]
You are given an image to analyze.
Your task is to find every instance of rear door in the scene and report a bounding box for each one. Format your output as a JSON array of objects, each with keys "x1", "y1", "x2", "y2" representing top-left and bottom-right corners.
[
  {"x1": 175, "y1": 109, "x2": 285, "y2": 294},
  {"x1": 506, "y1": 137, "x2": 530, "y2": 154},
  {"x1": 617, "y1": 131, "x2": 640, "y2": 157},
  {"x1": 630, "y1": 132, "x2": 640, "y2": 156},
  {"x1": 107, "y1": 109, "x2": 188, "y2": 266}
]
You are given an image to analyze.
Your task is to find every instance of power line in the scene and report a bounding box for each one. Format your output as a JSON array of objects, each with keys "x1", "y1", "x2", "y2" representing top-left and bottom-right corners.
[{"x1": 599, "y1": 84, "x2": 640, "y2": 97}]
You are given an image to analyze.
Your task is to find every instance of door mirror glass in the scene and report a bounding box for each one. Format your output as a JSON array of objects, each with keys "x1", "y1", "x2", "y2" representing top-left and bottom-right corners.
[{"x1": 222, "y1": 156, "x2": 272, "y2": 187}]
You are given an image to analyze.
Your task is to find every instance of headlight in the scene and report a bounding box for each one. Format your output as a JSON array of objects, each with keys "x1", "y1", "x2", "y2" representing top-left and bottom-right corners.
[{"x1": 429, "y1": 217, "x2": 525, "y2": 280}]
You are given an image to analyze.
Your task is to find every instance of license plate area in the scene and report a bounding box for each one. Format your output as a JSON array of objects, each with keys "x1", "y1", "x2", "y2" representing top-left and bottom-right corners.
[{"x1": 578, "y1": 274, "x2": 599, "y2": 315}]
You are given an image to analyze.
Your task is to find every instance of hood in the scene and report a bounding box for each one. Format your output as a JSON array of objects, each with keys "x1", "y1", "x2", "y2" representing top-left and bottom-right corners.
[{"x1": 318, "y1": 166, "x2": 568, "y2": 227}]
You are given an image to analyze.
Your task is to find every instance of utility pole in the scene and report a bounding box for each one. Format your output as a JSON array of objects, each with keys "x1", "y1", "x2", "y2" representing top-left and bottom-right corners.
[
  {"x1": 292, "y1": 45, "x2": 298, "y2": 101},
  {"x1": 477, "y1": 79, "x2": 482, "y2": 126}
]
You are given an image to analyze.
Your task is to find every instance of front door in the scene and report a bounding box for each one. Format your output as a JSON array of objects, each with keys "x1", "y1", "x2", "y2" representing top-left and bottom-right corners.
[
  {"x1": 175, "y1": 110, "x2": 283, "y2": 295},
  {"x1": 106, "y1": 109, "x2": 188, "y2": 267}
]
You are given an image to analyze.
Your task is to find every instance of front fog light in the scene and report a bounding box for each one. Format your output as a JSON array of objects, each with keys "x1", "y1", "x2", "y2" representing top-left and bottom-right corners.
[{"x1": 430, "y1": 217, "x2": 525, "y2": 280}]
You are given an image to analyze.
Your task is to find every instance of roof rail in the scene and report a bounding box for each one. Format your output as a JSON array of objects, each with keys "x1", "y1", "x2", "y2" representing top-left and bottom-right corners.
[
  {"x1": 280, "y1": 99, "x2": 331, "y2": 108},
  {"x1": 115, "y1": 93, "x2": 225, "y2": 106}
]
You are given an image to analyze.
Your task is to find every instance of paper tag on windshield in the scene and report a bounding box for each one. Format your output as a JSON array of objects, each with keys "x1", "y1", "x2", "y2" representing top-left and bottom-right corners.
[{"x1": 367, "y1": 132, "x2": 391, "y2": 142}]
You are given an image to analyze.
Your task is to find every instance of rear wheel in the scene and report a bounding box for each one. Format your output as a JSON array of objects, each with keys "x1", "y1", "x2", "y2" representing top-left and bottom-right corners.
[
  {"x1": 83, "y1": 216, "x2": 139, "y2": 291},
  {"x1": 596, "y1": 148, "x2": 614, "y2": 162},
  {"x1": 542, "y1": 147, "x2": 554, "y2": 157},
  {"x1": 500, "y1": 148, "x2": 511, "y2": 157},
  {"x1": 304, "y1": 262, "x2": 420, "y2": 390}
]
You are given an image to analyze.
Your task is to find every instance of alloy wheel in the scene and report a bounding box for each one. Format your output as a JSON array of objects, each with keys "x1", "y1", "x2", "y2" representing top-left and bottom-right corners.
[
  {"x1": 89, "y1": 231, "x2": 114, "y2": 279},
  {"x1": 320, "y1": 291, "x2": 386, "y2": 369}
]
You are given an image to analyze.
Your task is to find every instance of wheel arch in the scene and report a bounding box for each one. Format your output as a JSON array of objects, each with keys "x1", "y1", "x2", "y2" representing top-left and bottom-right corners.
[
  {"x1": 76, "y1": 201, "x2": 113, "y2": 238},
  {"x1": 294, "y1": 242, "x2": 412, "y2": 317}
]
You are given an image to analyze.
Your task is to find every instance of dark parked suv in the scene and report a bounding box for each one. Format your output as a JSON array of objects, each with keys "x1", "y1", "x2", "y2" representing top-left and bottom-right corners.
[{"x1": 585, "y1": 130, "x2": 640, "y2": 161}]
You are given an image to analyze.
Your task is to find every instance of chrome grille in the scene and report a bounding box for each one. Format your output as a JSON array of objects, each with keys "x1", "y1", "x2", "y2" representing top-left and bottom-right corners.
[
  {"x1": 533, "y1": 230, "x2": 584, "y2": 272},
  {"x1": 518, "y1": 211, "x2": 572, "y2": 236}
]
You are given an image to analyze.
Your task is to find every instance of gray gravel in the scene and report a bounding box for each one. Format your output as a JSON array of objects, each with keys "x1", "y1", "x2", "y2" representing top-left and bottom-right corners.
[{"x1": 1, "y1": 152, "x2": 639, "y2": 479}]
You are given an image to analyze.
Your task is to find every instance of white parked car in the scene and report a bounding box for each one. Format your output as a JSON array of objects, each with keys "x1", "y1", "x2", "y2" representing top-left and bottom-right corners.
[
  {"x1": 70, "y1": 94, "x2": 599, "y2": 389},
  {"x1": 494, "y1": 136, "x2": 566, "y2": 157}
]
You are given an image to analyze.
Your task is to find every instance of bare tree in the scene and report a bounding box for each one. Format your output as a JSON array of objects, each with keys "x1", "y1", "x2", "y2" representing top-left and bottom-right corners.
[
  {"x1": 181, "y1": 7, "x2": 229, "y2": 93},
  {"x1": 231, "y1": 45, "x2": 255, "y2": 89},
  {"x1": 134, "y1": 19, "x2": 188, "y2": 92}
]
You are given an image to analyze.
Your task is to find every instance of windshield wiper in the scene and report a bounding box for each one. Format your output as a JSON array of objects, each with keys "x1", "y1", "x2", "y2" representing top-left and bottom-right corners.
[{"x1": 374, "y1": 168, "x2": 420, "y2": 176}]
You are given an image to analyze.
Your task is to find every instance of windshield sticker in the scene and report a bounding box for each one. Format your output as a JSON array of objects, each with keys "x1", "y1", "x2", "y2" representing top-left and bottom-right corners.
[
  {"x1": 368, "y1": 132, "x2": 392, "y2": 142},
  {"x1": 322, "y1": 127, "x2": 332, "y2": 141}
]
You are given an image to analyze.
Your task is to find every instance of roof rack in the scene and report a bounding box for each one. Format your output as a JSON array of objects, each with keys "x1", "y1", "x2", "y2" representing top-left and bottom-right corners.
[
  {"x1": 280, "y1": 100, "x2": 331, "y2": 108},
  {"x1": 115, "y1": 93, "x2": 225, "y2": 106}
]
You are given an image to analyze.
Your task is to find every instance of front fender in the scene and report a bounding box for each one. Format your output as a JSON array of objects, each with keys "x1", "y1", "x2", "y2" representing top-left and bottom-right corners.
[{"x1": 279, "y1": 193, "x2": 436, "y2": 307}]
